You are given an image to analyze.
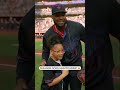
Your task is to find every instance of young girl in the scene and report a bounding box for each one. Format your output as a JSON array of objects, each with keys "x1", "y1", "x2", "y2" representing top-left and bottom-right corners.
[{"x1": 41, "y1": 35, "x2": 69, "y2": 90}]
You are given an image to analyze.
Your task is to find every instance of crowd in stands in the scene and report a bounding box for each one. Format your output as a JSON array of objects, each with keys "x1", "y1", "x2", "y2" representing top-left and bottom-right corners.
[
  {"x1": 0, "y1": 17, "x2": 20, "y2": 30},
  {"x1": 36, "y1": 0, "x2": 84, "y2": 5},
  {"x1": 36, "y1": 7, "x2": 85, "y2": 15},
  {"x1": 0, "y1": 0, "x2": 33, "y2": 31},
  {"x1": 0, "y1": 0, "x2": 33, "y2": 17}
]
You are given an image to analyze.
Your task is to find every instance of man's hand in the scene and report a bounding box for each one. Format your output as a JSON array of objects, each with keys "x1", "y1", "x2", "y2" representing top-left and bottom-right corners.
[
  {"x1": 15, "y1": 79, "x2": 28, "y2": 90},
  {"x1": 40, "y1": 59, "x2": 47, "y2": 66},
  {"x1": 77, "y1": 69, "x2": 85, "y2": 85}
]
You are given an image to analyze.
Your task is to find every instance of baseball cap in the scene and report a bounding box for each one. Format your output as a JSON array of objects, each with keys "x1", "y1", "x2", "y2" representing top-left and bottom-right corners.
[{"x1": 52, "y1": 4, "x2": 66, "y2": 15}]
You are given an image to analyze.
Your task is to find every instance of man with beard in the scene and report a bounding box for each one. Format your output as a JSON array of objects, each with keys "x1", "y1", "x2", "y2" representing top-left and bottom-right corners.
[{"x1": 41, "y1": 4, "x2": 85, "y2": 90}]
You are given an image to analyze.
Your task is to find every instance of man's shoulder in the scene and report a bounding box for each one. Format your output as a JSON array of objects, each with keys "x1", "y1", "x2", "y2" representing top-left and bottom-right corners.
[
  {"x1": 43, "y1": 26, "x2": 54, "y2": 36},
  {"x1": 67, "y1": 20, "x2": 78, "y2": 23}
]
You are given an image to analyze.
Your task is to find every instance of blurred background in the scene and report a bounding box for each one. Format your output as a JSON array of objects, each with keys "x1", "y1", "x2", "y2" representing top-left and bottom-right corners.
[{"x1": 0, "y1": 0, "x2": 34, "y2": 90}]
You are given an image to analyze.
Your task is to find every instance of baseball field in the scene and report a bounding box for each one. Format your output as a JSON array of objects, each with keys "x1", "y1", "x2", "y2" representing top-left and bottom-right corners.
[
  {"x1": 0, "y1": 31, "x2": 18, "y2": 90},
  {"x1": 0, "y1": 31, "x2": 120, "y2": 90}
]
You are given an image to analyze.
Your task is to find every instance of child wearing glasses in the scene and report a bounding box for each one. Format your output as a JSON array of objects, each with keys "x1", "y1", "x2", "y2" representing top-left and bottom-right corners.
[{"x1": 41, "y1": 35, "x2": 69, "y2": 90}]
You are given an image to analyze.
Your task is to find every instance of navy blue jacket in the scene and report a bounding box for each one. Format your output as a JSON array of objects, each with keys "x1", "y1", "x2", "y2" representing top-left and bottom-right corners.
[
  {"x1": 42, "y1": 20, "x2": 85, "y2": 76},
  {"x1": 42, "y1": 20, "x2": 85, "y2": 65}
]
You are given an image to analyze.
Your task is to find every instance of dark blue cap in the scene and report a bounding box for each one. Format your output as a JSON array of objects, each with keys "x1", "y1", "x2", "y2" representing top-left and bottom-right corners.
[{"x1": 52, "y1": 4, "x2": 66, "y2": 15}]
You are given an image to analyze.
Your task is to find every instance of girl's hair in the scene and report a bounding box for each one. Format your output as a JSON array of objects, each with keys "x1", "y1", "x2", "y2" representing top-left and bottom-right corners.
[{"x1": 47, "y1": 35, "x2": 63, "y2": 49}]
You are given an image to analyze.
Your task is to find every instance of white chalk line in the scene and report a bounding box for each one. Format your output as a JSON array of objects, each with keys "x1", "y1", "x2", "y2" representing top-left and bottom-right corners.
[
  {"x1": 0, "y1": 64, "x2": 16, "y2": 68},
  {"x1": 113, "y1": 76, "x2": 120, "y2": 79}
]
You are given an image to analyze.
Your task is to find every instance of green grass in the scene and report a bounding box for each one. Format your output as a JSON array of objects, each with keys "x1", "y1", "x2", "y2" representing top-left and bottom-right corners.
[
  {"x1": 0, "y1": 33, "x2": 18, "y2": 57},
  {"x1": 35, "y1": 40, "x2": 44, "y2": 90},
  {"x1": 114, "y1": 82, "x2": 120, "y2": 90},
  {"x1": 35, "y1": 40, "x2": 43, "y2": 51},
  {"x1": 110, "y1": 35, "x2": 120, "y2": 66},
  {"x1": 35, "y1": 55, "x2": 43, "y2": 90},
  {"x1": 81, "y1": 41, "x2": 85, "y2": 55},
  {"x1": 0, "y1": 68, "x2": 16, "y2": 90},
  {"x1": 110, "y1": 35, "x2": 120, "y2": 90},
  {"x1": 0, "y1": 32, "x2": 18, "y2": 90}
]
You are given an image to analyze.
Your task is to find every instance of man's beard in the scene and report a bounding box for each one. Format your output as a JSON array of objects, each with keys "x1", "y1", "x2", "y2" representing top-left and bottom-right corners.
[{"x1": 54, "y1": 21, "x2": 67, "y2": 29}]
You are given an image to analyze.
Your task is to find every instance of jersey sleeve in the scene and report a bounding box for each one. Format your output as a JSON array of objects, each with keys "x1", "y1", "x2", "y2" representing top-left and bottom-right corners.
[{"x1": 43, "y1": 70, "x2": 55, "y2": 84}]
